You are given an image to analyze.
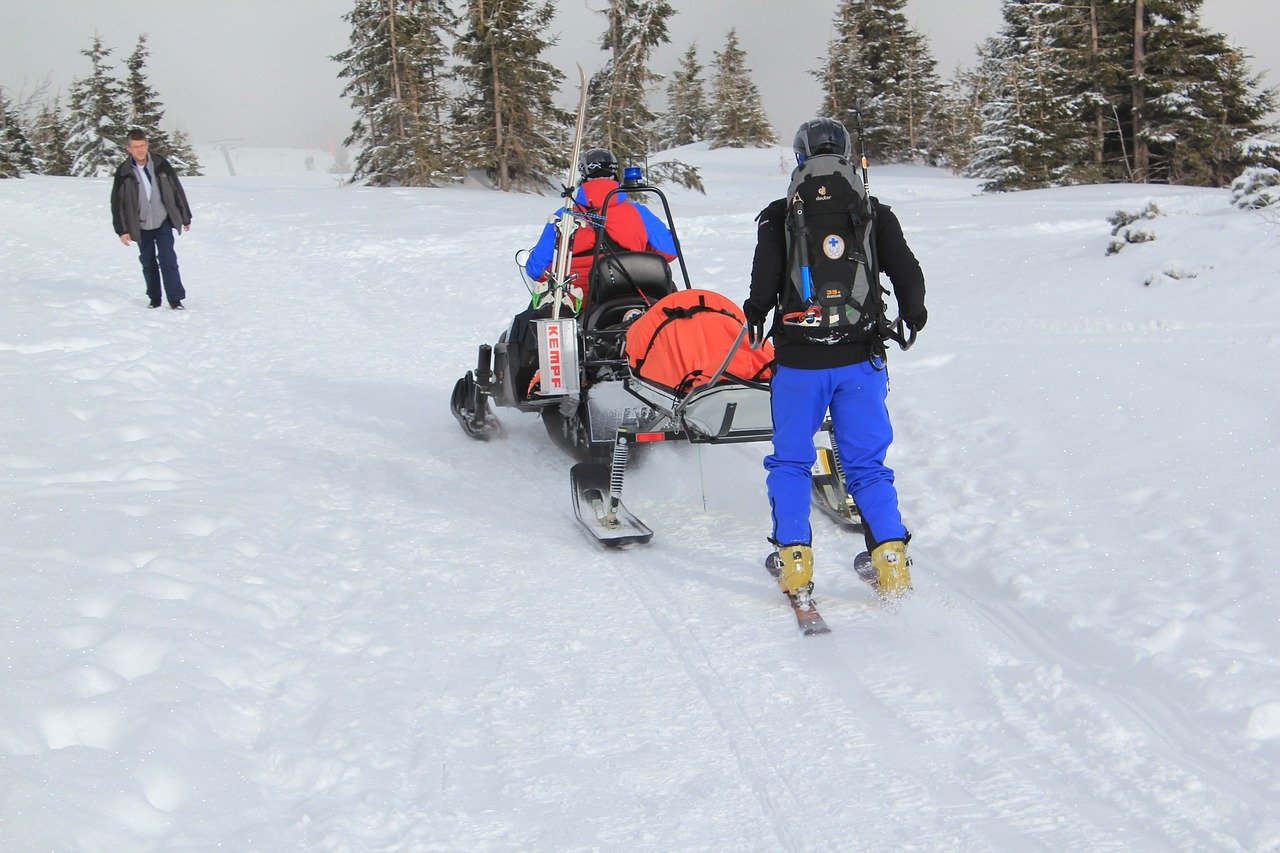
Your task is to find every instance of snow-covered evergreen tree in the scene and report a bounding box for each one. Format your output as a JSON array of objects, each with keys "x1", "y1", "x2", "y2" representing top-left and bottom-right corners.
[
  {"x1": 969, "y1": 1, "x2": 1094, "y2": 191},
  {"x1": 814, "y1": 0, "x2": 941, "y2": 162},
  {"x1": 932, "y1": 44, "x2": 1000, "y2": 172},
  {"x1": 165, "y1": 127, "x2": 202, "y2": 175},
  {"x1": 585, "y1": 0, "x2": 671, "y2": 157},
  {"x1": 401, "y1": 0, "x2": 460, "y2": 183},
  {"x1": 707, "y1": 29, "x2": 773, "y2": 149},
  {"x1": 124, "y1": 35, "x2": 171, "y2": 153},
  {"x1": 336, "y1": 0, "x2": 460, "y2": 187},
  {"x1": 122, "y1": 34, "x2": 202, "y2": 175},
  {"x1": 659, "y1": 42, "x2": 708, "y2": 149},
  {"x1": 0, "y1": 88, "x2": 38, "y2": 178},
  {"x1": 964, "y1": 0, "x2": 1275, "y2": 189},
  {"x1": 28, "y1": 97, "x2": 73, "y2": 176},
  {"x1": 452, "y1": 0, "x2": 566, "y2": 191},
  {"x1": 66, "y1": 35, "x2": 129, "y2": 177},
  {"x1": 1134, "y1": 0, "x2": 1277, "y2": 186},
  {"x1": 584, "y1": 1, "x2": 701, "y2": 190}
]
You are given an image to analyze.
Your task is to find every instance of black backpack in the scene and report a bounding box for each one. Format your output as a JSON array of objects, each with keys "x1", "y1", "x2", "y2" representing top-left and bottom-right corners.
[{"x1": 780, "y1": 154, "x2": 884, "y2": 346}]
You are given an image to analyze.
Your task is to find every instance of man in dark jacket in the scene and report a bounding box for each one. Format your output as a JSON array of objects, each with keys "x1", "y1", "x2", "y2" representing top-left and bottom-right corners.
[
  {"x1": 743, "y1": 117, "x2": 927, "y2": 603},
  {"x1": 111, "y1": 128, "x2": 193, "y2": 309}
]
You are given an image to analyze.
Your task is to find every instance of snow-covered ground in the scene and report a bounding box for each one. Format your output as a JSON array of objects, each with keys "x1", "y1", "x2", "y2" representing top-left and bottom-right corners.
[{"x1": 2, "y1": 144, "x2": 1279, "y2": 850}]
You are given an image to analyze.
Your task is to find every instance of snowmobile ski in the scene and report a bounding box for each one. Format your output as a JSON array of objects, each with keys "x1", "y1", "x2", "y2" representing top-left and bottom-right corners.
[
  {"x1": 765, "y1": 553, "x2": 831, "y2": 635},
  {"x1": 450, "y1": 371, "x2": 501, "y2": 440},
  {"x1": 811, "y1": 429, "x2": 864, "y2": 531},
  {"x1": 570, "y1": 462, "x2": 653, "y2": 547}
]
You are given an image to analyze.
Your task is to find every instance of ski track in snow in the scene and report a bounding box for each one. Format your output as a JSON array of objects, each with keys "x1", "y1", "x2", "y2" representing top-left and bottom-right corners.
[{"x1": 2, "y1": 146, "x2": 1279, "y2": 850}]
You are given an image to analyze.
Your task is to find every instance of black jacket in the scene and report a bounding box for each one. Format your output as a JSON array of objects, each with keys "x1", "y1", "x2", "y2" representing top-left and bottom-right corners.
[
  {"x1": 745, "y1": 196, "x2": 926, "y2": 369},
  {"x1": 111, "y1": 154, "x2": 193, "y2": 242}
]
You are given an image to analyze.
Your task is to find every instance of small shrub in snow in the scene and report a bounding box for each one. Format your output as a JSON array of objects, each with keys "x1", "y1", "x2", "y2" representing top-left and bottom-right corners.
[
  {"x1": 1143, "y1": 262, "x2": 1211, "y2": 287},
  {"x1": 1105, "y1": 202, "x2": 1163, "y2": 254},
  {"x1": 1229, "y1": 167, "x2": 1280, "y2": 209}
]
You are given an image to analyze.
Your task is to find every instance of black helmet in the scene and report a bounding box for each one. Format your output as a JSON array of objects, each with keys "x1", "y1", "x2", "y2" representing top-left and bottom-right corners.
[
  {"x1": 579, "y1": 147, "x2": 619, "y2": 180},
  {"x1": 793, "y1": 118, "x2": 851, "y2": 163}
]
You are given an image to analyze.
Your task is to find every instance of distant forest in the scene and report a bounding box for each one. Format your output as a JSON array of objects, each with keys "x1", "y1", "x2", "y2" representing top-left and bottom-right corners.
[{"x1": 3, "y1": 0, "x2": 1277, "y2": 194}]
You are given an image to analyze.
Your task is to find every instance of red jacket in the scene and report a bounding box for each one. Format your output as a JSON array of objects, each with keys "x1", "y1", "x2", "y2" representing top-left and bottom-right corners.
[{"x1": 526, "y1": 178, "x2": 662, "y2": 290}]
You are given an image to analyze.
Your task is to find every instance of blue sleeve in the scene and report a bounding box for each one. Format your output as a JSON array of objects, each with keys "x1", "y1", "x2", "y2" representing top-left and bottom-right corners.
[
  {"x1": 525, "y1": 217, "x2": 559, "y2": 280},
  {"x1": 636, "y1": 204, "x2": 677, "y2": 256}
]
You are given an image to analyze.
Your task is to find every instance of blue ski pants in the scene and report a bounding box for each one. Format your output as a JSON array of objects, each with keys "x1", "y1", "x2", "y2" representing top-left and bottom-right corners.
[
  {"x1": 765, "y1": 361, "x2": 907, "y2": 548},
  {"x1": 138, "y1": 224, "x2": 185, "y2": 304}
]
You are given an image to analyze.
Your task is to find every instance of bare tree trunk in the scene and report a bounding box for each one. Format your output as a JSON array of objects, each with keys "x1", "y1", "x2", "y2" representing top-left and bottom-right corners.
[
  {"x1": 387, "y1": 0, "x2": 406, "y2": 157},
  {"x1": 1090, "y1": 0, "x2": 1104, "y2": 169},
  {"x1": 906, "y1": 42, "x2": 916, "y2": 156},
  {"x1": 476, "y1": 0, "x2": 507, "y2": 190},
  {"x1": 1132, "y1": 0, "x2": 1148, "y2": 183}
]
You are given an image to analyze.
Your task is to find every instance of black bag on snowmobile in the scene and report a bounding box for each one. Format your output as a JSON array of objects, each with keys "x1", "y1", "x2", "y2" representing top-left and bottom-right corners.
[{"x1": 780, "y1": 153, "x2": 883, "y2": 346}]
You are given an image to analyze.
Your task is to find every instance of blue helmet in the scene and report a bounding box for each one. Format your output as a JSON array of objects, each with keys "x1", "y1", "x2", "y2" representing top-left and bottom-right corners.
[{"x1": 793, "y1": 118, "x2": 851, "y2": 164}]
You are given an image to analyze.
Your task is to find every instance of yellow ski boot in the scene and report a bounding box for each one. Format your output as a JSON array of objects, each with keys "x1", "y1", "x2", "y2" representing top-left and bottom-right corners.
[
  {"x1": 870, "y1": 540, "x2": 912, "y2": 597},
  {"x1": 773, "y1": 543, "x2": 814, "y2": 596}
]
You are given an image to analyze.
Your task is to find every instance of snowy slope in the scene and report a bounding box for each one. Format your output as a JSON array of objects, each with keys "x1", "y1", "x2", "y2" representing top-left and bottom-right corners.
[{"x1": 2, "y1": 146, "x2": 1279, "y2": 850}]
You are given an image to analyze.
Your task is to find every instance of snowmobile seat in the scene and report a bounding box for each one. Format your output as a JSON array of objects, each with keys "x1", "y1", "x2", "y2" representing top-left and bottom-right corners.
[{"x1": 585, "y1": 251, "x2": 676, "y2": 330}]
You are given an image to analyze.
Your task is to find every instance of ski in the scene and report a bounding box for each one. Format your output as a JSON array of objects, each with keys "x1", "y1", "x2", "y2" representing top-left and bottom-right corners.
[
  {"x1": 765, "y1": 553, "x2": 831, "y2": 635},
  {"x1": 450, "y1": 371, "x2": 501, "y2": 440},
  {"x1": 542, "y1": 63, "x2": 589, "y2": 318},
  {"x1": 811, "y1": 420, "x2": 864, "y2": 531},
  {"x1": 853, "y1": 551, "x2": 878, "y2": 590},
  {"x1": 570, "y1": 461, "x2": 653, "y2": 547}
]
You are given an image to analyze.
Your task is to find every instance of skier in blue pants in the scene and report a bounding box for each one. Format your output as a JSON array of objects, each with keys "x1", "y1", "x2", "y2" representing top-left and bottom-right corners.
[
  {"x1": 766, "y1": 360, "x2": 903, "y2": 546},
  {"x1": 744, "y1": 118, "x2": 927, "y2": 600}
]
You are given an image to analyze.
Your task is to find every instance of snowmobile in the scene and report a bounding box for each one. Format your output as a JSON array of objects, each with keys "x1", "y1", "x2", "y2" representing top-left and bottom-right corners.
[{"x1": 450, "y1": 170, "x2": 869, "y2": 547}]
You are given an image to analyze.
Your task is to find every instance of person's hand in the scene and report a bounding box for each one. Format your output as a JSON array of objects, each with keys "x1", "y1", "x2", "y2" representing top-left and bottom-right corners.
[
  {"x1": 119, "y1": 234, "x2": 131, "y2": 246},
  {"x1": 183, "y1": 224, "x2": 191, "y2": 232},
  {"x1": 742, "y1": 300, "x2": 767, "y2": 349},
  {"x1": 904, "y1": 307, "x2": 927, "y2": 333}
]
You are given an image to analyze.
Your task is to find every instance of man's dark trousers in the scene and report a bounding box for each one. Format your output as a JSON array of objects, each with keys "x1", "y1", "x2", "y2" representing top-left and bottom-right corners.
[{"x1": 139, "y1": 224, "x2": 185, "y2": 304}]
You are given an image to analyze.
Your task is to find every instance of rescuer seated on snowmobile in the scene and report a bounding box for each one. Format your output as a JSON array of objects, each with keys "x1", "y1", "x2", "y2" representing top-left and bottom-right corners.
[
  {"x1": 506, "y1": 147, "x2": 677, "y2": 401},
  {"x1": 523, "y1": 147, "x2": 677, "y2": 302}
]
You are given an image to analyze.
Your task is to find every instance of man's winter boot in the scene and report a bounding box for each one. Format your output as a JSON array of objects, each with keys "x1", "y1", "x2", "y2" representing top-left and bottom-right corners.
[
  {"x1": 870, "y1": 540, "x2": 911, "y2": 596},
  {"x1": 774, "y1": 543, "x2": 814, "y2": 596}
]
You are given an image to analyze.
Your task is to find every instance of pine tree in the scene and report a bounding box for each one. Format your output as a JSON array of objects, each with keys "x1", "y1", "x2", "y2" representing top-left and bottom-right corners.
[
  {"x1": 969, "y1": 1, "x2": 1094, "y2": 191},
  {"x1": 66, "y1": 35, "x2": 129, "y2": 177},
  {"x1": 452, "y1": 0, "x2": 567, "y2": 191},
  {"x1": 0, "y1": 88, "x2": 38, "y2": 178},
  {"x1": 336, "y1": 0, "x2": 460, "y2": 186},
  {"x1": 660, "y1": 42, "x2": 708, "y2": 149},
  {"x1": 585, "y1": 0, "x2": 671, "y2": 157},
  {"x1": 1050, "y1": 0, "x2": 1131, "y2": 181},
  {"x1": 708, "y1": 29, "x2": 774, "y2": 149},
  {"x1": 121, "y1": 33, "x2": 202, "y2": 175},
  {"x1": 933, "y1": 44, "x2": 1000, "y2": 171},
  {"x1": 124, "y1": 34, "x2": 171, "y2": 153},
  {"x1": 584, "y1": 1, "x2": 701, "y2": 190},
  {"x1": 1134, "y1": 0, "x2": 1276, "y2": 186},
  {"x1": 29, "y1": 97, "x2": 73, "y2": 176},
  {"x1": 814, "y1": 0, "x2": 942, "y2": 162},
  {"x1": 967, "y1": 0, "x2": 1276, "y2": 189},
  {"x1": 166, "y1": 127, "x2": 202, "y2": 175}
]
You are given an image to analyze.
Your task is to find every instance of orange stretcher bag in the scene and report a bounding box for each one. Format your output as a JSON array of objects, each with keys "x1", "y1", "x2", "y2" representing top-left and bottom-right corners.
[{"x1": 625, "y1": 289, "x2": 774, "y2": 395}]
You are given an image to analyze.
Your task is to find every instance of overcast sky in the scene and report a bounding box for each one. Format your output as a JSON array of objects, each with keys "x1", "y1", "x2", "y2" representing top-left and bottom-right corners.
[{"x1": 1, "y1": 0, "x2": 1276, "y2": 150}]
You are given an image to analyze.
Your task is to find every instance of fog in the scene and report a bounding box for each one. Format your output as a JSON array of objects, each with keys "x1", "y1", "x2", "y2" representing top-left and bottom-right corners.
[{"x1": 0, "y1": 0, "x2": 1275, "y2": 151}]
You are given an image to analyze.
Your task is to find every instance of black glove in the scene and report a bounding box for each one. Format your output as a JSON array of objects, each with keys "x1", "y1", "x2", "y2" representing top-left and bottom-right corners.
[
  {"x1": 904, "y1": 307, "x2": 927, "y2": 333},
  {"x1": 742, "y1": 300, "x2": 767, "y2": 349}
]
